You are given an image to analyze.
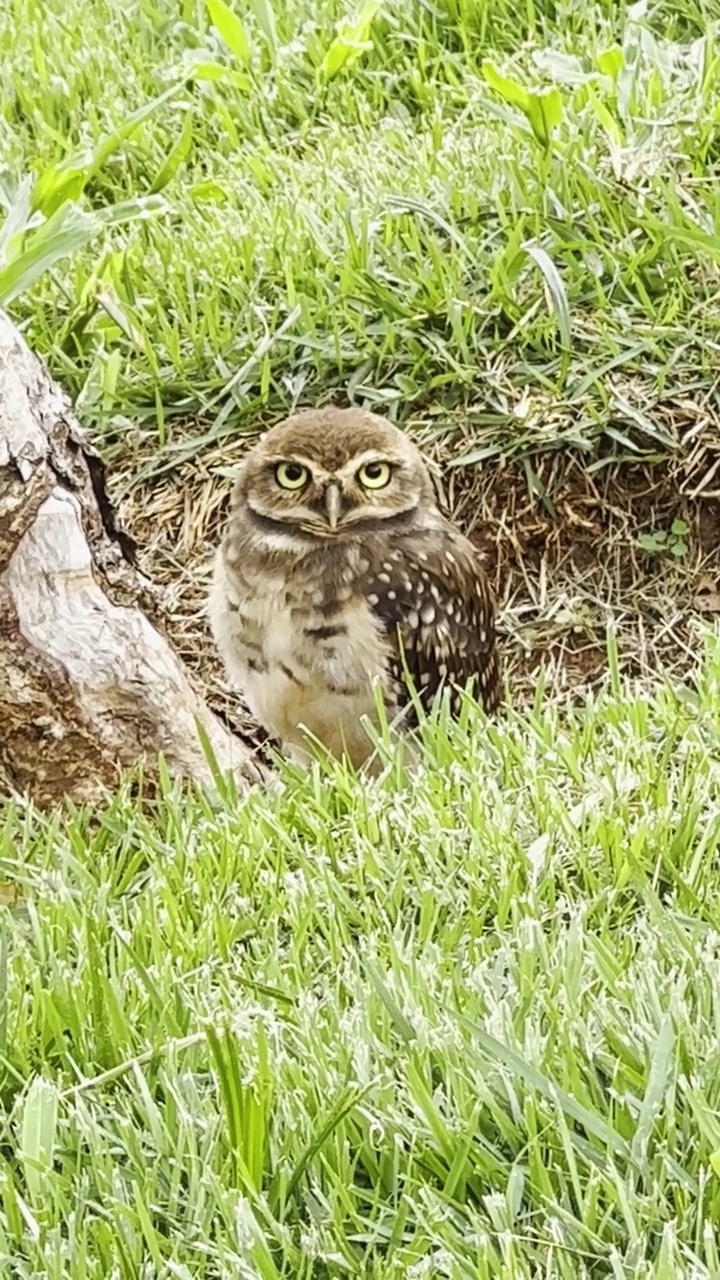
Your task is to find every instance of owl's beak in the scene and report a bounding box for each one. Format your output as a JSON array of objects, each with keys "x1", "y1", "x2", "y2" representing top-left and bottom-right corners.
[{"x1": 324, "y1": 482, "x2": 341, "y2": 530}]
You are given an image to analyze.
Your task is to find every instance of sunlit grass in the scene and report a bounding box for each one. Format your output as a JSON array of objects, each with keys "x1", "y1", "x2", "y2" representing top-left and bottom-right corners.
[
  {"x1": 0, "y1": 633, "x2": 719, "y2": 1274},
  {"x1": 2, "y1": 0, "x2": 719, "y2": 468}
]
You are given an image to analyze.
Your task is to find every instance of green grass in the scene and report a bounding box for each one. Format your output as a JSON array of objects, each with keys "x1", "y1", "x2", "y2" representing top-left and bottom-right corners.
[
  {"x1": 2, "y1": 0, "x2": 720, "y2": 471},
  {"x1": 1, "y1": 634, "x2": 720, "y2": 1276}
]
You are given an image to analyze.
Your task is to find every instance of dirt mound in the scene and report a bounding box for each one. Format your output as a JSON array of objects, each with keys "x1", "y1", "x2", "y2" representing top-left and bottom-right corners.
[{"x1": 118, "y1": 427, "x2": 720, "y2": 751}]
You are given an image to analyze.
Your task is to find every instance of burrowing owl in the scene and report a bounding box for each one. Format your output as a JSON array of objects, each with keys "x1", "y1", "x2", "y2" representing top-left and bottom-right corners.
[{"x1": 209, "y1": 407, "x2": 500, "y2": 769}]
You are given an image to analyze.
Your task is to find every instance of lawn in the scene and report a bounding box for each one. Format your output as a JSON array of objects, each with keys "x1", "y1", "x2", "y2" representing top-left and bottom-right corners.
[
  {"x1": 3, "y1": 652, "x2": 720, "y2": 1277},
  {"x1": 2, "y1": 0, "x2": 720, "y2": 1273}
]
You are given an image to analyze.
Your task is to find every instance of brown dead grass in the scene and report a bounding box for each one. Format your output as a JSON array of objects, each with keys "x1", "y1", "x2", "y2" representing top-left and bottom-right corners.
[{"x1": 118, "y1": 399, "x2": 720, "y2": 750}]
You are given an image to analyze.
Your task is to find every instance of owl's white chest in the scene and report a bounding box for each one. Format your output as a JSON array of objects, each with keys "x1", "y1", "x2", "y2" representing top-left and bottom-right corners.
[{"x1": 209, "y1": 548, "x2": 389, "y2": 764}]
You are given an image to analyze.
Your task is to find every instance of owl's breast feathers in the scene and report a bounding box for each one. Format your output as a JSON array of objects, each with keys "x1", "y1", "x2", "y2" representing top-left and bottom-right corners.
[{"x1": 210, "y1": 521, "x2": 499, "y2": 763}]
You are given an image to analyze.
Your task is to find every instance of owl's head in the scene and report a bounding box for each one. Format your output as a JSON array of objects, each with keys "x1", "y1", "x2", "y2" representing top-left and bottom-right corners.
[{"x1": 231, "y1": 407, "x2": 438, "y2": 538}]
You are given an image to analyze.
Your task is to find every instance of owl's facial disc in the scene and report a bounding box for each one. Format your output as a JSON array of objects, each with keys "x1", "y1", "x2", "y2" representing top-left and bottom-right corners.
[{"x1": 240, "y1": 442, "x2": 432, "y2": 540}]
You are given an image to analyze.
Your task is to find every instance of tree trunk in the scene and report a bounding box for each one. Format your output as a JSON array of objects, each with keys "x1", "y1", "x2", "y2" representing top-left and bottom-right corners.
[{"x1": 0, "y1": 311, "x2": 260, "y2": 806}]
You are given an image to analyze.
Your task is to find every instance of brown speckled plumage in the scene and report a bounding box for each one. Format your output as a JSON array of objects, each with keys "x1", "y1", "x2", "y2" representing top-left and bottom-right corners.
[{"x1": 208, "y1": 407, "x2": 500, "y2": 768}]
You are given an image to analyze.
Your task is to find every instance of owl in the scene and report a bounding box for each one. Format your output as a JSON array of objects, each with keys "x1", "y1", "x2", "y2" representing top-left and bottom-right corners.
[{"x1": 208, "y1": 407, "x2": 500, "y2": 770}]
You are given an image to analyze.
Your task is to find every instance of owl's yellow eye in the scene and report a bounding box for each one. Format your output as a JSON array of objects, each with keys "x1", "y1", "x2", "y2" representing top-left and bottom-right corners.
[
  {"x1": 275, "y1": 461, "x2": 309, "y2": 490},
  {"x1": 357, "y1": 460, "x2": 391, "y2": 490}
]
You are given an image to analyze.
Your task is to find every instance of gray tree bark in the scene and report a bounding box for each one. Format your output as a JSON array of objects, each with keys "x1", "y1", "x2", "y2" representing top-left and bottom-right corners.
[{"x1": 0, "y1": 311, "x2": 259, "y2": 805}]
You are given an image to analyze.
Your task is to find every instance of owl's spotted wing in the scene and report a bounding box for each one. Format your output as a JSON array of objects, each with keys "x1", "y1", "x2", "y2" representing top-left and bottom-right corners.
[{"x1": 366, "y1": 532, "x2": 500, "y2": 720}]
